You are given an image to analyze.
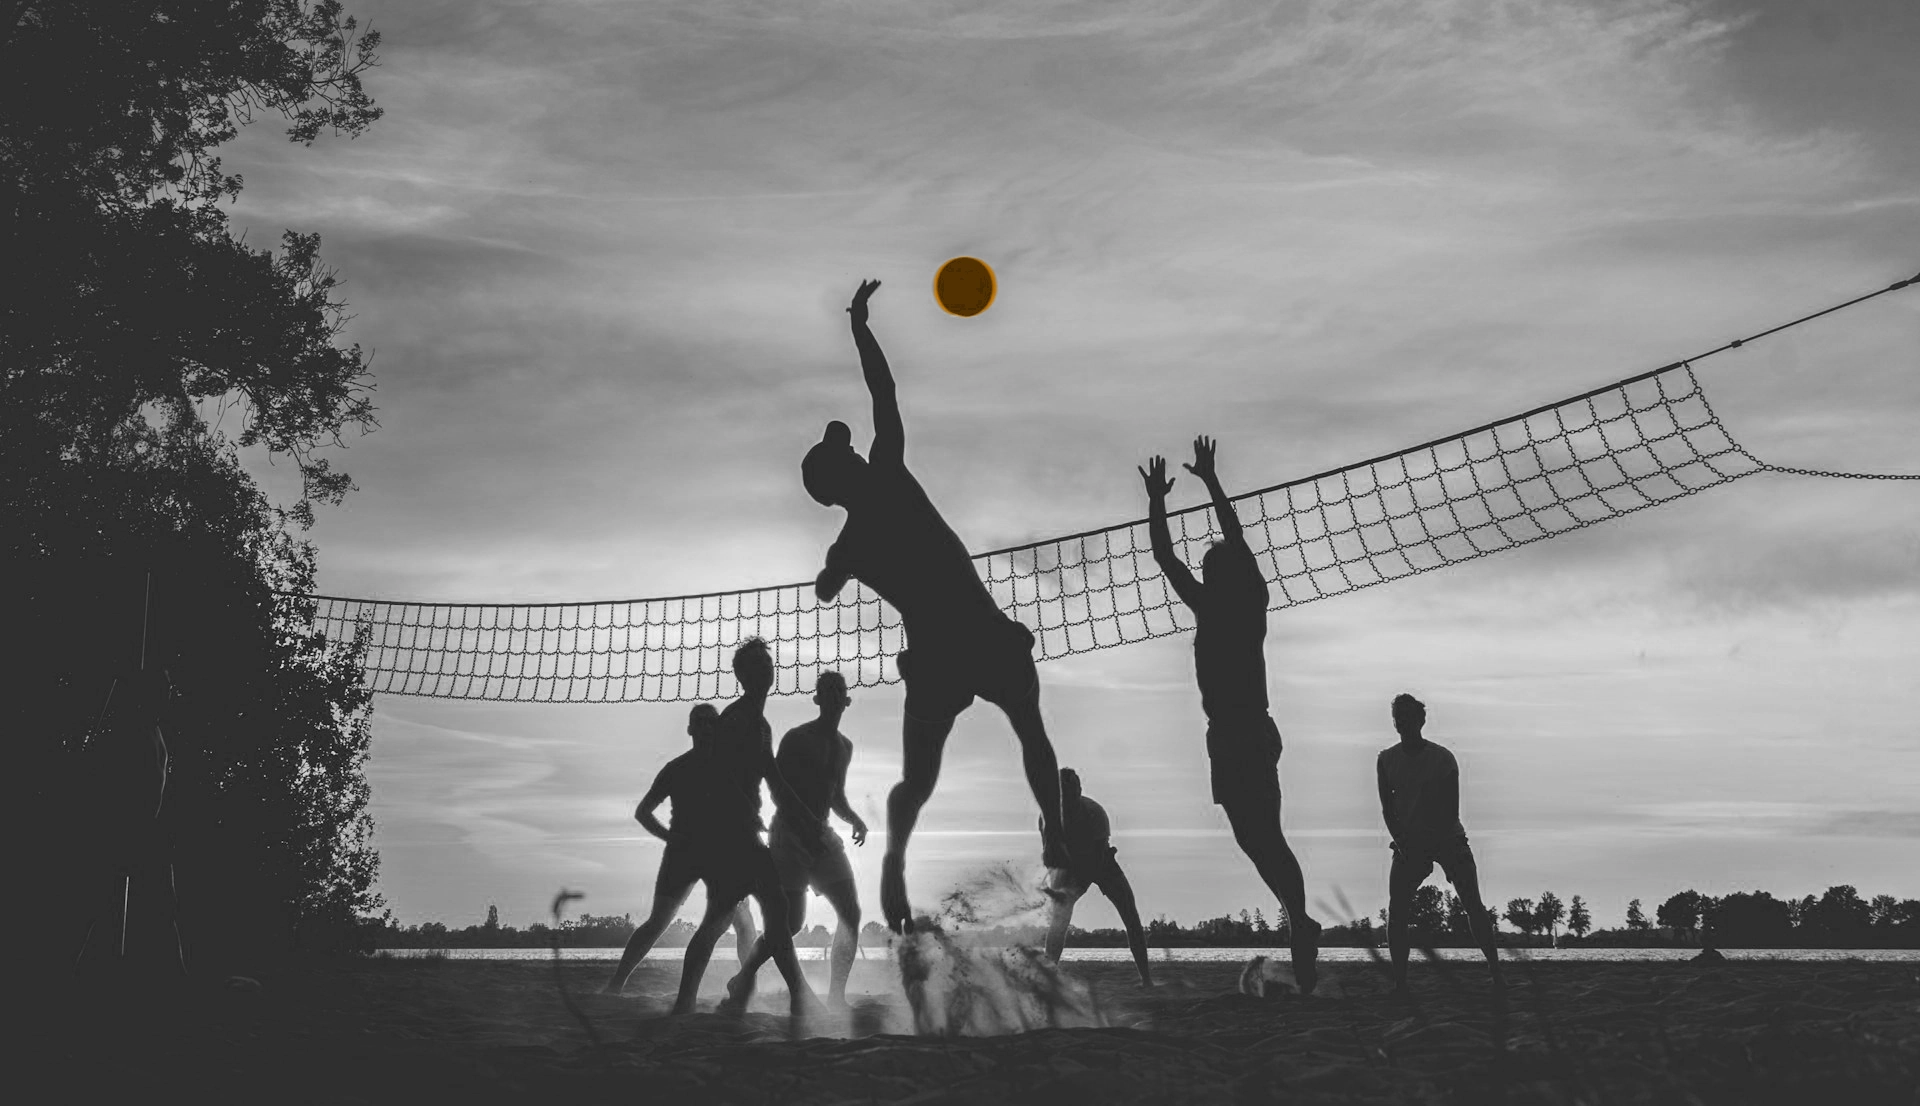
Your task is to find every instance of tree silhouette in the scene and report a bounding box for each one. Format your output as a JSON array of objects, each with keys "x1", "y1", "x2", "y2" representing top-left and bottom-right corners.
[
  {"x1": 1657, "y1": 891, "x2": 1707, "y2": 939},
  {"x1": 1503, "y1": 898, "x2": 1536, "y2": 938},
  {"x1": 1567, "y1": 895, "x2": 1592, "y2": 939},
  {"x1": 1535, "y1": 891, "x2": 1565, "y2": 943},
  {"x1": 1626, "y1": 898, "x2": 1650, "y2": 931},
  {"x1": 7, "y1": 0, "x2": 387, "y2": 976}
]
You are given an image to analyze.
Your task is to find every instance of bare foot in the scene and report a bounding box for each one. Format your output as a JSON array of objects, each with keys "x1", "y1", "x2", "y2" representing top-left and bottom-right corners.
[{"x1": 716, "y1": 970, "x2": 756, "y2": 1017}]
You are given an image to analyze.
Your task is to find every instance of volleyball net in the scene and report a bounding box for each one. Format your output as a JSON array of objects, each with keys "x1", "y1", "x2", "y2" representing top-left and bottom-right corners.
[{"x1": 302, "y1": 274, "x2": 1917, "y2": 703}]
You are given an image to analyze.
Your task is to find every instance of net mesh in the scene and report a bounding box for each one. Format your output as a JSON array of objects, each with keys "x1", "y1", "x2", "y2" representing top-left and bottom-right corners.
[{"x1": 309, "y1": 362, "x2": 1769, "y2": 702}]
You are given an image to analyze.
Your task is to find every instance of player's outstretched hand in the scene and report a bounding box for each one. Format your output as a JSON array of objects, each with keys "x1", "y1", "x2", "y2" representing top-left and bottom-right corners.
[
  {"x1": 1184, "y1": 435, "x2": 1217, "y2": 481},
  {"x1": 1138, "y1": 455, "x2": 1175, "y2": 500},
  {"x1": 849, "y1": 816, "x2": 868, "y2": 847},
  {"x1": 848, "y1": 279, "x2": 881, "y2": 325}
]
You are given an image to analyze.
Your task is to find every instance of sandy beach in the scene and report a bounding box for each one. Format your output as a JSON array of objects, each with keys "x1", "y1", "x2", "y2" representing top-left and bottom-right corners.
[{"x1": 28, "y1": 951, "x2": 1919, "y2": 1104}]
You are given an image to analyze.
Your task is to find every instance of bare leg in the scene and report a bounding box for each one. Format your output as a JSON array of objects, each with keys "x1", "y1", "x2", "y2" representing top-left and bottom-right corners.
[
  {"x1": 606, "y1": 862, "x2": 697, "y2": 993},
  {"x1": 882, "y1": 712, "x2": 954, "y2": 932},
  {"x1": 674, "y1": 891, "x2": 739, "y2": 1014},
  {"x1": 1097, "y1": 867, "x2": 1154, "y2": 987},
  {"x1": 731, "y1": 900, "x2": 758, "y2": 962},
  {"x1": 1386, "y1": 850, "x2": 1427, "y2": 994},
  {"x1": 1441, "y1": 851, "x2": 1504, "y2": 986},
  {"x1": 997, "y1": 688, "x2": 1067, "y2": 866},
  {"x1": 723, "y1": 888, "x2": 795, "y2": 1011},
  {"x1": 816, "y1": 878, "x2": 862, "y2": 1005},
  {"x1": 751, "y1": 866, "x2": 824, "y2": 1018},
  {"x1": 1042, "y1": 881, "x2": 1083, "y2": 965},
  {"x1": 1223, "y1": 795, "x2": 1320, "y2": 993}
]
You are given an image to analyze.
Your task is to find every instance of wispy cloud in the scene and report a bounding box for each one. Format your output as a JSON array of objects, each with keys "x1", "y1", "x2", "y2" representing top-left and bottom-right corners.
[{"x1": 229, "y1": 0, "x2": 1920, "y2": 926}]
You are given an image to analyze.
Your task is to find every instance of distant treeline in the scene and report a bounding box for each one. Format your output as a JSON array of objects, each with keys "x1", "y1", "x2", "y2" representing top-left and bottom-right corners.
[{"x1": 373, "y1": 885, "x2": 1920, "y2": 951}]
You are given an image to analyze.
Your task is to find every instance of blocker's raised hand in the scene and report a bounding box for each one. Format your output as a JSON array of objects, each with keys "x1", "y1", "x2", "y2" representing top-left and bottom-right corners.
[
  {"x1": 1138, "y1": 455, "x2": 1175, "y2": 500},
  {"x1": 1184, "y1": 435, "x2": 1218, "y2": 482}
]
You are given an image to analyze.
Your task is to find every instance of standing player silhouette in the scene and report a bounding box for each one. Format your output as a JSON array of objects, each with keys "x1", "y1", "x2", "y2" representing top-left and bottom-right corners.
[
  {"x1": 1141, "y1": 436, "x2": 1321, "y2": 993},
  {"x1": 602, "y1": 703, "x2": 758, "y2": 996},
  {"x1": 803, "y1": 279, "x2": 1070, "y2": 933},
  {"x1": 1378, "y1": 693, "x2": 1503, "y2": 993},
  {"x1": 721, "y1": 671, "x2": 869, "y2": 1009}
]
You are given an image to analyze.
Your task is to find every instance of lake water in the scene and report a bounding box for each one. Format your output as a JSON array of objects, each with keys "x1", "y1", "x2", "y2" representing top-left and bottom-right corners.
[{"x1": 377, "y1": 946, "x2": 1920, "y2": 963}]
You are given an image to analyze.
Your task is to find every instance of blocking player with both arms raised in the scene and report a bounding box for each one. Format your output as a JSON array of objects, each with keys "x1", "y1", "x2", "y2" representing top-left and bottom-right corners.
[{"x1": 1140, "y1": 435, "x2": 1323, "y2": 993}]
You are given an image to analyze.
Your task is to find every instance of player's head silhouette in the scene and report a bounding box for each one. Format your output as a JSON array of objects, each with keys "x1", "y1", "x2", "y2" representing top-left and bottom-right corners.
[
  {"x1": 802, "y1": 420, "x2": 866, "y2": 507},
  {"x1": 733, "y1": 637, "x2": 774, "y2": 695},
  {"x1": 1391, "y1": 692, "x2": 1426, "y2": 738}
]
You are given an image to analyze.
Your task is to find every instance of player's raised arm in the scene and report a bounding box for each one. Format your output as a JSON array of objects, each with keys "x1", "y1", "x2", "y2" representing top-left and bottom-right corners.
[
  {"x1": 848, "y1": 279, "x2": 904, "y2": 467},
  {"x1": 1140, "y1": 455, "x2": 1202, "y2": 608},
  {"x1": 1184, "y1": 435, "x2": 1251, "y2": 557},
  {"x1": 635, "y1": 766, "x2": 677, "y2": 844}
]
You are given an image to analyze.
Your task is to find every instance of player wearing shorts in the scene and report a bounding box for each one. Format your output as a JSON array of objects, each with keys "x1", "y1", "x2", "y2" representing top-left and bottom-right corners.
[
  {"x1": 802, "y1": 279, "x2": 1069, "y2": 933},
  {"x1": 602, "y1": 702, "x2": 757, "y2": 996},
  {"x1": 723, "y1": 671, "x2": 869, "y2": 1008},
  {"x1": 1039, "y1": 768, "x2": 1152, "y2": 987},
  {"x1": 1378, "y1": 693, "x2": 1502, "y2": 992},
  {"x1": 1141, "y1": 435, "x2": 1322, "y2": 993}
]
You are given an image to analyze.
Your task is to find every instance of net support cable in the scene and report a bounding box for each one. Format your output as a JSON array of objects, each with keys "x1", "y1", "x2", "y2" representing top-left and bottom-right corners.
[{"x1": 299, "y1": 272, "x2": 1919, "y2": 702}]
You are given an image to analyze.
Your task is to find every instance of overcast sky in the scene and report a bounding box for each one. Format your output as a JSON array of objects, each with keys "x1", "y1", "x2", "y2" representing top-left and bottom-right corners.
[{"x1": 226, "y1": 0, "x2": 1919, "y2": 935}]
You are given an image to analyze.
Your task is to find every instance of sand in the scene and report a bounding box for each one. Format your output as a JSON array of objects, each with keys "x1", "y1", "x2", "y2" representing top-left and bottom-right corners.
[{"x1": 25, "y1": 953, "x2": 1920, "y2": 1104}]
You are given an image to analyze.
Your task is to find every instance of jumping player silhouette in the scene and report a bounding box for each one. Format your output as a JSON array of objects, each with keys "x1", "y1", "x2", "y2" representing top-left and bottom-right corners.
[
  {"x1": 1141, "y1": 436, "x2": 1322, "y2": 993},
  {"x1": 602, "y1": 702, "x2": 758, "y2": 996},
  {"x1": 1040, "y1": 768, "x2": 1153, "y2": 988},
  {"x1": 722, "y1": 670, "x2": 869, "y2": 1009},
  {"x1": 1378, "y1": 693, "x2": 1503, "y2": 992},
  {"x1": 803, "y1": 279, "x2": 1069, "y2": 933}
]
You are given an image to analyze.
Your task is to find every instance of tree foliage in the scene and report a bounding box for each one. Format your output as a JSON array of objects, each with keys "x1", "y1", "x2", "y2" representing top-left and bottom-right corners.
[
  {"x1": 1567, "y1": 895, "x2": 1592, "y2": 939},
  {"x1": 4, "y1": 0, "x2": 385, "y2": 975},
  {"x1": 1656, "y1": 890, "x2": 1707, "y2": 936},
  {"x1": 1535, "y1": 891, "x2": 1565, "y2": 942},
  {"x1": 1503, "y1": 898, "x2": 1536, "y2": 936},
  {"x1": 4, "y1": 0, "x2": 381, "y2": 509}
]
